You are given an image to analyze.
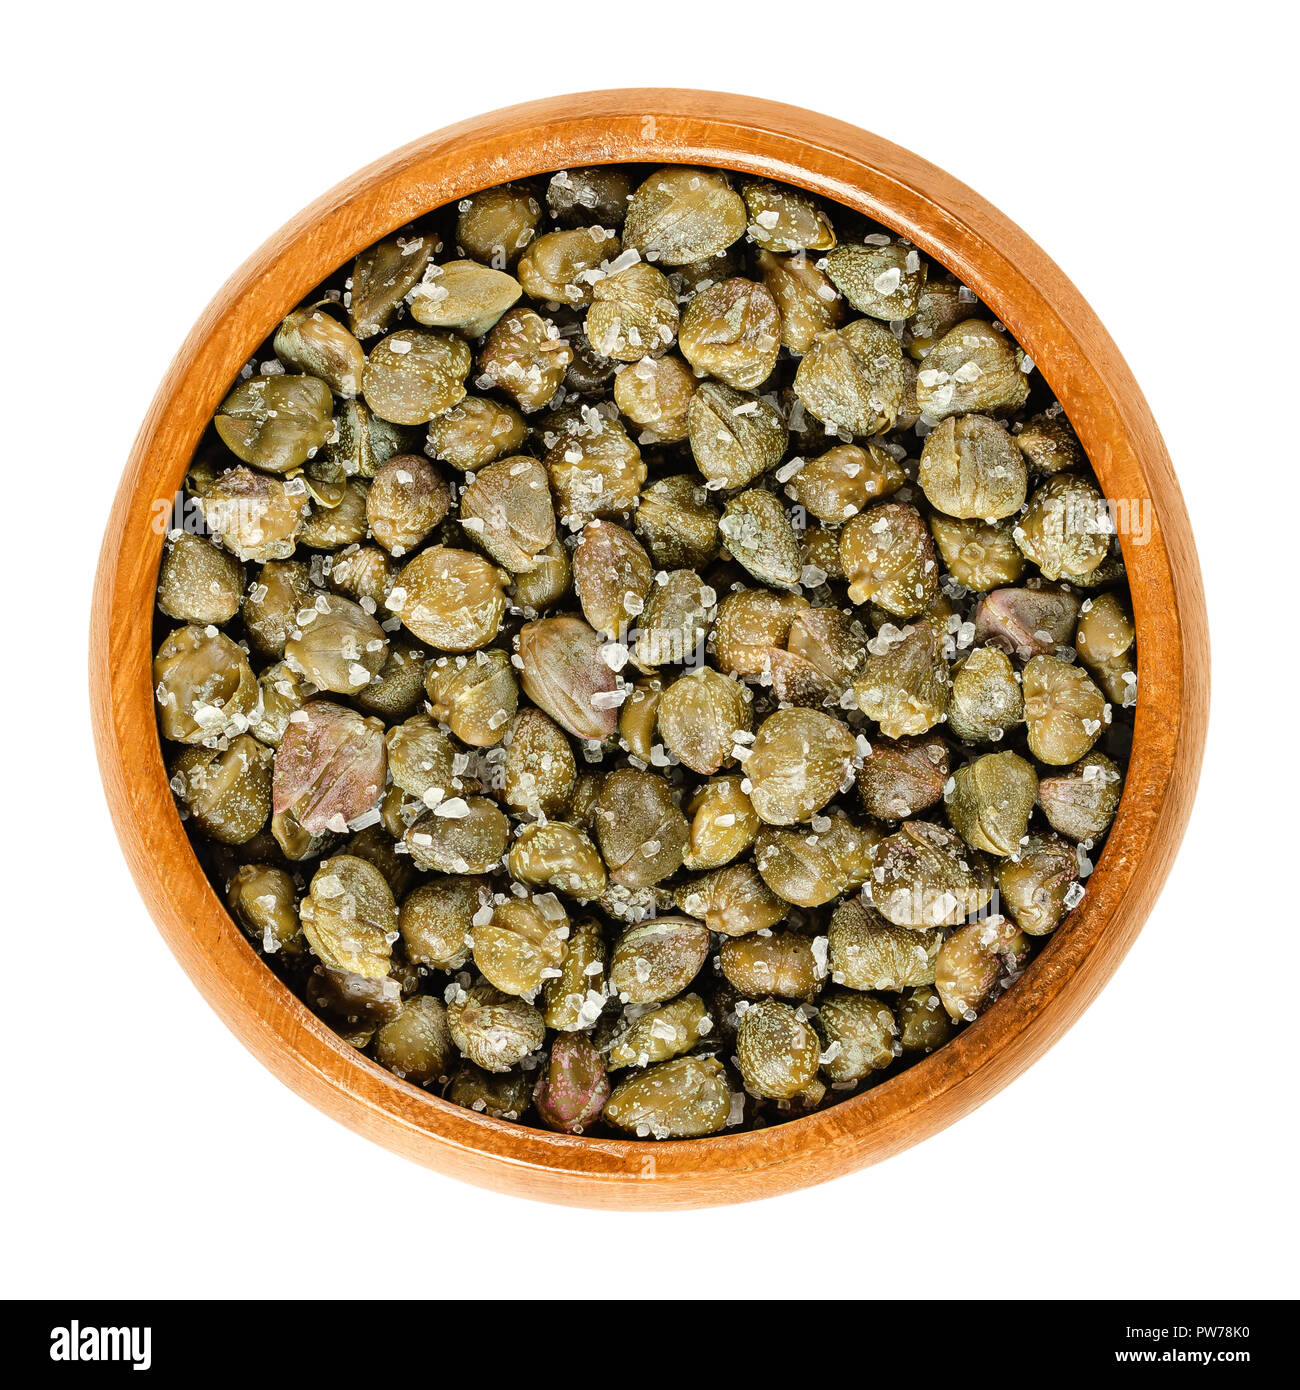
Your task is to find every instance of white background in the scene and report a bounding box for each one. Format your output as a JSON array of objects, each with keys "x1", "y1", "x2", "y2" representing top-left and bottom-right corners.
[{"x1": 3, "y1": 0, "x2": 1294, "y2": 1301}]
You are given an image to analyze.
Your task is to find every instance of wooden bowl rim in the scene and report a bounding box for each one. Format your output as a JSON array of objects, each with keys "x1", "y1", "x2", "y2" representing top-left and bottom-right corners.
[{"x1": 90, "y1": 89, "x2": 1209, "y2": 1209}]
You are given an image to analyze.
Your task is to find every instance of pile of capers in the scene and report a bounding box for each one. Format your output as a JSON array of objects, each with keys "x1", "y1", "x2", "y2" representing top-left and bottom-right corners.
[{"x1": 154, "y1": 161, "x2": 1134, "y2": 1139}]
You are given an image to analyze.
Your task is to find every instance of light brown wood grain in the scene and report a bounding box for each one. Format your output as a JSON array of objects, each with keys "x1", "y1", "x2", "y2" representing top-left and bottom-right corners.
[{"x1": 89, "y1": 90, "x2": 1210, "y2": 1209}]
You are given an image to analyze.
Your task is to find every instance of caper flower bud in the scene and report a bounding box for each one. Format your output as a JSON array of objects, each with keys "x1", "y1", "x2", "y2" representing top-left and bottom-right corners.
[
  {"x1": 517, "y1": 614, "x2": 620, "y2": 741},
  {"x1": 170, "y1": 734, "x2": 272, "y2": 844},
  {"x1": 157, "y1": 533, "x2": 243, "y2": 625},
  {"x1": 608, "y1": 994, "x2": 710, "y2": 1071},
  {"x1": 857, "y1": 733, "x2": 951, "y2": 821},
  {"x1": 517, "y1": 225, "x2": 620, "y2": 305},
  {"x1": 997, "y1": 833, "x2": 1080, "y2": 935},
  {"x1": 447, "y1": 982, "x2": 544, "y2": 1073},
  {"x1": 406, "y1": 260, "x2": 522, "y2": 337},
  {"x1": 741, "y1": 180, "x2": 836, "y2": 252},
  {"x1": 587, "y1": 261, "x2": 679, "y2": 361},
  {"x1": 533, "y1": 1033, "x2": 610, "y2": 1134},
  {"x1": 425, "y1": 396, "x2": 528, "y2": 471},
  {"x1": 816, "y1": 990, "x2": 898, "y2": 1082},
  {"x1": 934, "y1": 917, "x2": 1028, "y2": 1020},
  {"x1": 872, "y1": 820, "x2": 995, "y2": 928},
  {"x1": 614, "y1": 358, "x2": 697, "y2": 443},
  {"x1": 403, "y1": 796, "x2": 508, "y2": 873},
  {"x1": 215, "y1": 374, "x2": 334, "y2": 474},
  {"x1": 542, "y1": 917, "x2": 607, "y2": 1031},
  {"x1": 915, "y1": 320, "x2": 1029, "y2": 419},
  {"x1": 609, "y1": 916, "x2": 711, "y2": 1004},
  {"x1": 897, "y1": 984, "x2": 954, "y2": 1052},
  {"x1": 1023, "y1": 654, "x2": 1108, "y2": 764},
  {"x1": 272, "y1": 699, "x2": 386, "y2": 835},
  {"x1": 299, "y1": 854, "x2": 396, "y2": 979},
  {"x1": 719, "y1": 489, "x2": 803, "y2": 589},
  {"x1": 509, "y1": 822, "x2": 607, "y2": 902},
  {"x1": 755, "y1": 812, "x2": 878, "y2": 908},
  {"x1": 852, "y1": 622, "x2": 951, "y2": 739},
  {"x1": 365, "y1": 454, "x2": 450, "y2": 555},
  {"x1": 425, "y1": 649, "x2": 519, "y2": 747},
  {"x1": 676, "y1": 862, "x2": 786, "y2": 937},
  {"x1": 273, "y1": 302, "x2": 366, "y2": 396},
  {"x1": 624, "y1": 167, "x2": 747, "y2": 266},
  {"x1": 683, "y1": 775, "x2": 759, "y2": 871},
  {"x1": 284, "y1": 593, "x2": 388, "y2": 695},
  {"x1": 654, "y1": 667, "x2": 750, "y2": 775},
  {"x1": 736, "y1": 999, "x2": 823, "y2": 1102},
  {"x1": 399, "y1": 876, "x2": 487, "y2": 971},
  {"x1": 721, "y1": 930, "x2": 823, "y2": 1001},
  {"x1": 793, "y1": 318, "x2": 906, "y2": 436},
  {"x1": 1014, "y1": 474, "x2": 1113, "y2": 580},
  {"x1": 687, "y1": 381, "x2": 788, "y2": 490},
  {"x1": 946, "y1": 645, "x2": 1024, "y2": 744},
  {"x1": 827, "y1": 898, "x2": 941, "y2": 991},
  {"x1": 755, "y1": 249, "x2": 843, "y2": 356},
  {"x1": 1037, "y1": 752, "x2": 1123, "y2": 841},
  {"x1": 947, "y1": 750, "x2": 1038, "y2": 856},
  {"x1": 746, "y1": 708, "x2": 858, "y2": 826},
  {"x1": 227, "y1": 864, "x2": 302, "y2": 955},
  {"x1": 153, "y1": 624, "x2": 259, "y2": 744},
  {"x1": 1075, "y1": 592, "x2": 1137, "y2": 705},
  {"x1": 679, "y1": 277, "x2": 781, "y2": 390},
  {"x1": 825, "y1": 240, "x2": 926, "y2": 321},
  {"x1": 362, "y1": 327, "x2": 471, "y2": 427},
  {"x1": 457, "y1": 186, "x2": 541, "y2": 267},
  {"x1": 545, "y1": 410, "x2": 645, "y2": 521},
  {"x1": 372, "y1": 995, "x2": 454, "y2": 1085},
  {"x1": 572, "y1": 519, "x2": 653, "y2": 638},
  {"x1": 1015, "y1": 409, "x2": 1084, "y2": 474},
  {"x1": 479, "y1": 307, "x2": 573, "y2": 413},
  {"x1": 840, "y1": 503, "x2": 939, "y2": 616},
  {"x1": 471, "y1": 894, "x2": 570, "y2": 998},
  {"x1": 444, "y1": 1063, "x2": 531, "y2": 1120},
  {"x1": 973, "y1": 584, "x2": 1082, "y2": 658},
  {"x1": 547, "y1": 166, "x2": 632, "y2": 228},
  {"x1": 918, "y1": 413, "x2": 1027, "y2": 520},
  {"x1": 635, "y1": 569, "x2": 713, "y2": 669},
  {"x1": 787, "y1": 442, "x2": 905, "y2": 524},
  {"x1": 929, "y1": 513, "x2": 1025, "y2": 591},
  {"x1": 347, "y1": 232, "x2": 437, "y2": 338},
  {"x1": 391, "y1": 546, "x2": 507, "y2": 651},
  {"x1": 604, "y1": 1055, "x2": 732, "y2": 1138},
  {"x1": 594, "y1": 769, "x2": 689, "y2": 888},
  {"x1": 199, "y1": 466, "x2": 307, "y2": 563},
  {"x1": 502, "y1": 708, "x2": 577, "y2": 817}
]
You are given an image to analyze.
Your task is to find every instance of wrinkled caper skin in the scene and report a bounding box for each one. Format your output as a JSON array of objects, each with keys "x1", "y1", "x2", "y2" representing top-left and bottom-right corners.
[
  {"x1": 166, "y1": 161, "x2": 1133, "y2": 1143},
  {"x1": 816, "y1": 990, "x2": 898, "y2": 1082},
  {"x1": 157, "y1": 533, "x2": 244, "y2": 625},
  {"x1": 736, "y1": 999, "x2": 823, "y2": 1103},
  {"x1": 827, "y1": 898, "x2": 941, "y2": 991},
  {"x1": 604, "y1": 1055, "x2": 733, "y2": 1138}
]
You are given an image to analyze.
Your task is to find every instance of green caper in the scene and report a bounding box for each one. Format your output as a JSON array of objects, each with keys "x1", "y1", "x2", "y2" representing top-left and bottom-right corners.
[
  {"x1": 157, "y1": 533, "x2": 244, "y2": 625},
  {"x1": 1037, "y1": 752, "x2": 1123, "y2": 841},
  {"x1": 947, "y1": 751, "x2": 1038, "y2": 856},
  {"x1": 947, "y1": 646, "x2": 1024, "y2": 743},
  {"x1": 170, "y1": 735, "x2": 272, "y2": 844},
  {"x1": 997, "y1": 833, "x2": 1081, "y2": 935},
  {"x1": 827, "y1": 898, "x2": 941, "y2": 991},
  {"x1": 815, "y1": 990, "x2": 897, "y2": 1082},
  {"x1": 299, "y1": 854, "x2": 397, "y2": 979},
  {"x1": 915, "y1": 320, "x2": 1029, "y2": 419},
  {"x1": 214, "y1": 374, "x2": 334, "y2": 474},
  {"x1": 736, "y1": 999, "x2": 823, "y2": 1103}
]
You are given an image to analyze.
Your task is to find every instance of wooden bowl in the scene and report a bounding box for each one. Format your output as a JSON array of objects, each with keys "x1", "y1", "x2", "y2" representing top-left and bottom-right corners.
[{"x1": 90, "y1": 90, "x2": 1209, "y2": 1209}]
